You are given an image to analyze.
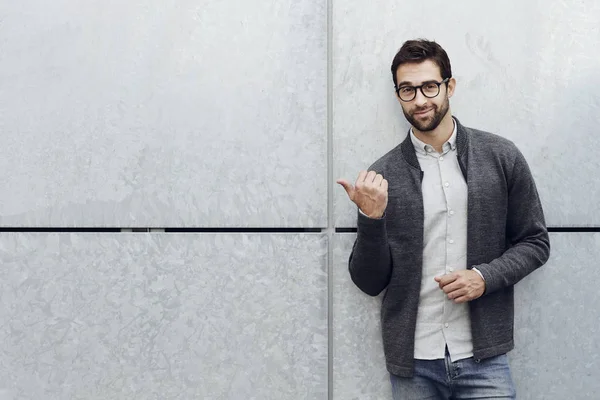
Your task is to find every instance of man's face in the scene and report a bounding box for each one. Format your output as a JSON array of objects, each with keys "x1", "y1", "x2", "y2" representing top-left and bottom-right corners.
[{"x1": 395, "y1": 60, "x2": 455, "y2": 132}]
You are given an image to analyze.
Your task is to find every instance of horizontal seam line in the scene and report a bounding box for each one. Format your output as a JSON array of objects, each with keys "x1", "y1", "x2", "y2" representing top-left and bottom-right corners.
[
  {"x1": 0, "y1": 228, "x2": 326, "y2": 233},
  {"x1": 334, "y1": 227, "x2": 600, "y2": 233}
]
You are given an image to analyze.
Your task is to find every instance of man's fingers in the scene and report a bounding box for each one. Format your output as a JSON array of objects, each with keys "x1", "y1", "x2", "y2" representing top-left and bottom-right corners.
[
  {"x1": 446, "y1": 287, "x2": 467, "y2": 299},
  {"x1": 354, "y1": 171, "x2": 385, "y2": 187},
  {"x1": 356, "y1": 171, "x2": 368, "y2": 185},
  {"x1": 435, "y1": 273, "x2": 458, "y2": 288},
  {"x1": 381, "y1": 179, "x2": 388, "y2": 191},
  {"x1": 453, "y1": 295, "x2": 469, "y2": 304},
  {"x1": 441, "y1": 281, "x2": 462, "y2": 294},
  {"x1": 366, "y1": 170, "x2": 377, "y2": 182},
  {"x1": 336, "y1": 179, "x2": 354, "y2": 198}
]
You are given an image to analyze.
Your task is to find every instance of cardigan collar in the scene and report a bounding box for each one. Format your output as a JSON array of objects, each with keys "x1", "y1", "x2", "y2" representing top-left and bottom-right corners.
[{"x1": 400, "y1": 116, "x2": 469, "y2": 171}]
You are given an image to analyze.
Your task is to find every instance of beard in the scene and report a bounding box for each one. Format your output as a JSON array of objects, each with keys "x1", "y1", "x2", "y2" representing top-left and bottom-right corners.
[{"x1": 403, "y1": 96, "x2": 450, "y2": 132}]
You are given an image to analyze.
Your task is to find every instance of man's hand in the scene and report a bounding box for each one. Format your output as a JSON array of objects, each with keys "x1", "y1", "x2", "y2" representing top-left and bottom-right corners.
[
  {"x1": 434, "y1": 270, "x2": 485, "y2": 303},
  {"x1": 337, "y1": 171, "x2": 388, "y2": 219}
]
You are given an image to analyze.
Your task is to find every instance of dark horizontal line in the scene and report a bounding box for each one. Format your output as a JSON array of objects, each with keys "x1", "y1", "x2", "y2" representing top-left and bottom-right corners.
[
  {"x1": 165, "y1": 228, "x2": 323, "y2": 233},
  {"x1": 0, "y1": 227, "x2": 121, "y2": 232},
  {"x1": 336, "y1": 227, "x2": 600, "y2": 233},
  {"x1": 1, "y1": 227, "x2": 597, "y2": 234},
  {"x1": 0, "y1": 227, "x2": 324, "y2": 233},
  {"x1": 548, "y1": 227, "x2": 600, "y2": 232}
]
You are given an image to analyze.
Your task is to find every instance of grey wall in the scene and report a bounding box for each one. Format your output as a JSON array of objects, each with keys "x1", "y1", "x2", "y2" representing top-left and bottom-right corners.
[
  {"x1": 0, "y1": 0, "x2": 327, "y2": 228},
  {"x1": 0, "y1": 0, "x2": 599, "y2": 399},
  {"x1": 0, "y1": 233, "x2": 327, "y2": 399}
]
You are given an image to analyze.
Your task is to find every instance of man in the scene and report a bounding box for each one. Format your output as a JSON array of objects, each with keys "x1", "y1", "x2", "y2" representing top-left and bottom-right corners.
[{"x1": 337, "y1": 39, "x2": 550, "y2": 399}]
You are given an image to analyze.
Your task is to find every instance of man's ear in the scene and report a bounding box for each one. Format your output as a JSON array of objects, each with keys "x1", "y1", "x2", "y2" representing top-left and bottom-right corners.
[{"x1": 447, "y1": 77, "x2": 457, "y2": 98}]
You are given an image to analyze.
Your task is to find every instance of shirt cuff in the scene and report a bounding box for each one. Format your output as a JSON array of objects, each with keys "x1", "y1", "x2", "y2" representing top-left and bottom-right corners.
[
  {"x1": 472, "y1": 267, "x2": 485, "y2": 281},
  {"x1": 358, "y1": 208, "x2": 384, "y2": 219}
]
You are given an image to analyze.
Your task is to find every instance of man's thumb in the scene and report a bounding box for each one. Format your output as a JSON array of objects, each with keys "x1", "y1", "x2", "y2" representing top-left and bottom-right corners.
[{"x1": 336, "y1": 179, "x2": 354, "y2": 198}]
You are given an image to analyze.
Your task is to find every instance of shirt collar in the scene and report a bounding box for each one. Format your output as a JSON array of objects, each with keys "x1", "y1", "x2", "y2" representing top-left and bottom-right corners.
[{"x1": 410, "y1": 118, "x2": 457, "y2": 155}]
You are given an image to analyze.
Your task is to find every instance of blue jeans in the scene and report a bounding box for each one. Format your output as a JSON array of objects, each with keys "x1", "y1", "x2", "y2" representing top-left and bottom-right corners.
[{"x1": 390, "y1": 352, "x2": 516, "y2": 399}]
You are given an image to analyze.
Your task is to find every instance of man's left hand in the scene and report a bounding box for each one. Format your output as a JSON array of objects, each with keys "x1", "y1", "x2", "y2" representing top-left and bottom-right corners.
[{"x1": 434, "y1": 270, "x2": 485, "y2": 303}]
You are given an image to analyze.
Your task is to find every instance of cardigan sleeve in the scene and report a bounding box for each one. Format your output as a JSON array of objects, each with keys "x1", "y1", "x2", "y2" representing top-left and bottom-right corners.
[
  {"x1": 348, "y1": 211, "x2": 393, "y2": 296},
  {"x1": 474, "y1": 147, "x2": 550, "y2": 294}
]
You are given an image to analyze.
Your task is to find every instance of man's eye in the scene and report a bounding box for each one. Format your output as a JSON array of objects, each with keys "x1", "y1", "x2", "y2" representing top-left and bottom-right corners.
[{"x1": 400, "y1": 87, "x2": 413, "y2": 94}]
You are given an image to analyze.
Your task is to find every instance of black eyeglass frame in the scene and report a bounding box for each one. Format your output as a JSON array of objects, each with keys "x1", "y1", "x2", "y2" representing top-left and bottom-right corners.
[{"x1": 395, "y1": 77, "x2": 451, "y2": 102}]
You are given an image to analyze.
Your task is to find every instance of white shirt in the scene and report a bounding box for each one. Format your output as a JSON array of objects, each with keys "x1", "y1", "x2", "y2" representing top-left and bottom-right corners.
[{"x1": 411, "y1": 120, "x2": 474, "y2": 362}]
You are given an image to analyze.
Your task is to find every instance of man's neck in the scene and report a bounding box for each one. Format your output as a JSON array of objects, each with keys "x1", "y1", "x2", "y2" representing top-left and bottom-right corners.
[{"x1": 412, "y1": 113, "x2": 455, "y2": 153}]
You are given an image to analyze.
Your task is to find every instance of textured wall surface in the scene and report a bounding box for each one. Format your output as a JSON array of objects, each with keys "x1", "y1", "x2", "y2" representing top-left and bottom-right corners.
[
  {"x1": 333, "y1": 0, "x2": 600, "y2": 227},
  {"x1": 0, "y1": 0, "x2": 327, "y2": 227},
  {"x1": 511, "y1": 233, "x2": 600, "y2": 400},
  {"x1": 0, "y1": 233, "x2": 328, "y2": 399},
  {"x1": 0, "y1": 0, "x2": 598, "y2": 399},
  {"x1": 332, "y1": 234, "x2": 391, "y2": 400}
]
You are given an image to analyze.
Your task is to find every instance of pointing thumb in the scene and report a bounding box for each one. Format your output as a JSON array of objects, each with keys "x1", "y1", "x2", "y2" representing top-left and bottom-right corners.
[{"x1": 336, "y1": 179, "x2": 354, "y2": 198}]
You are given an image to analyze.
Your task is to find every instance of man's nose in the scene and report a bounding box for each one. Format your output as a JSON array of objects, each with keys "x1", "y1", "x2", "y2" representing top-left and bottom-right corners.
[{"x1": 414, "y1": 89, "x2": 428, "y2": 106}]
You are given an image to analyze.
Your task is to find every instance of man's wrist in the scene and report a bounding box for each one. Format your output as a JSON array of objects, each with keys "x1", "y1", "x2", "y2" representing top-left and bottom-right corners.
[
  {"x1": 472, "y1": 267, "x2": 485, "y2": 281},
  {"x1": 358, "y1": 208, "x2": 384, "y2": 219}
]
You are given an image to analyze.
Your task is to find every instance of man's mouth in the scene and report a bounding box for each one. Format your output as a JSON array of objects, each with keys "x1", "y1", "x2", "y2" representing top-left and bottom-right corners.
[{"x1": 413, "y1": 107, "x2": 433, "y2": 116}]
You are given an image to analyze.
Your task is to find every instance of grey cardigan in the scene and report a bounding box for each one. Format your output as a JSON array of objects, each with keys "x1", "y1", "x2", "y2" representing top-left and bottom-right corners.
[{"x1": 349, "y1": 118, "x2": 550, "y2": 377}]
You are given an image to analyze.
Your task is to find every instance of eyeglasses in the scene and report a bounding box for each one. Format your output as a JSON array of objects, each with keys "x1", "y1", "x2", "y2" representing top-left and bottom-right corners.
[{"x1": 395, "y1": 78, "x2": 450, "y2": 102}]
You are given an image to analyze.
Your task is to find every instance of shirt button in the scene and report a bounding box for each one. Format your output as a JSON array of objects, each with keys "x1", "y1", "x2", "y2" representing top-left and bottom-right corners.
[
  {"x1": 444, "y1": 182, "x2": 450, "y2": 187},
  {"x1": 449, "y1": 210, "x2": 455, "y2": 216},
  {"x1": 444, "y1": 323, "x2": 449, "y2": 328},
  {"x1": 448, "y1": 239, "x2": 454, "y2": 244},
  {"x1": 439, "y1": 156, "x2": 444, "y2": 161},
  {"x1": 448, "y1": 267, "x2": 454, "y2": 272}
]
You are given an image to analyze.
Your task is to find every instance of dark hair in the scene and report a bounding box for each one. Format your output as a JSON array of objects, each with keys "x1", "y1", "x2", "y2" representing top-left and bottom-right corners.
[{"x1": 390, "y1": 39, "x2": 452, "y2": 88}]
